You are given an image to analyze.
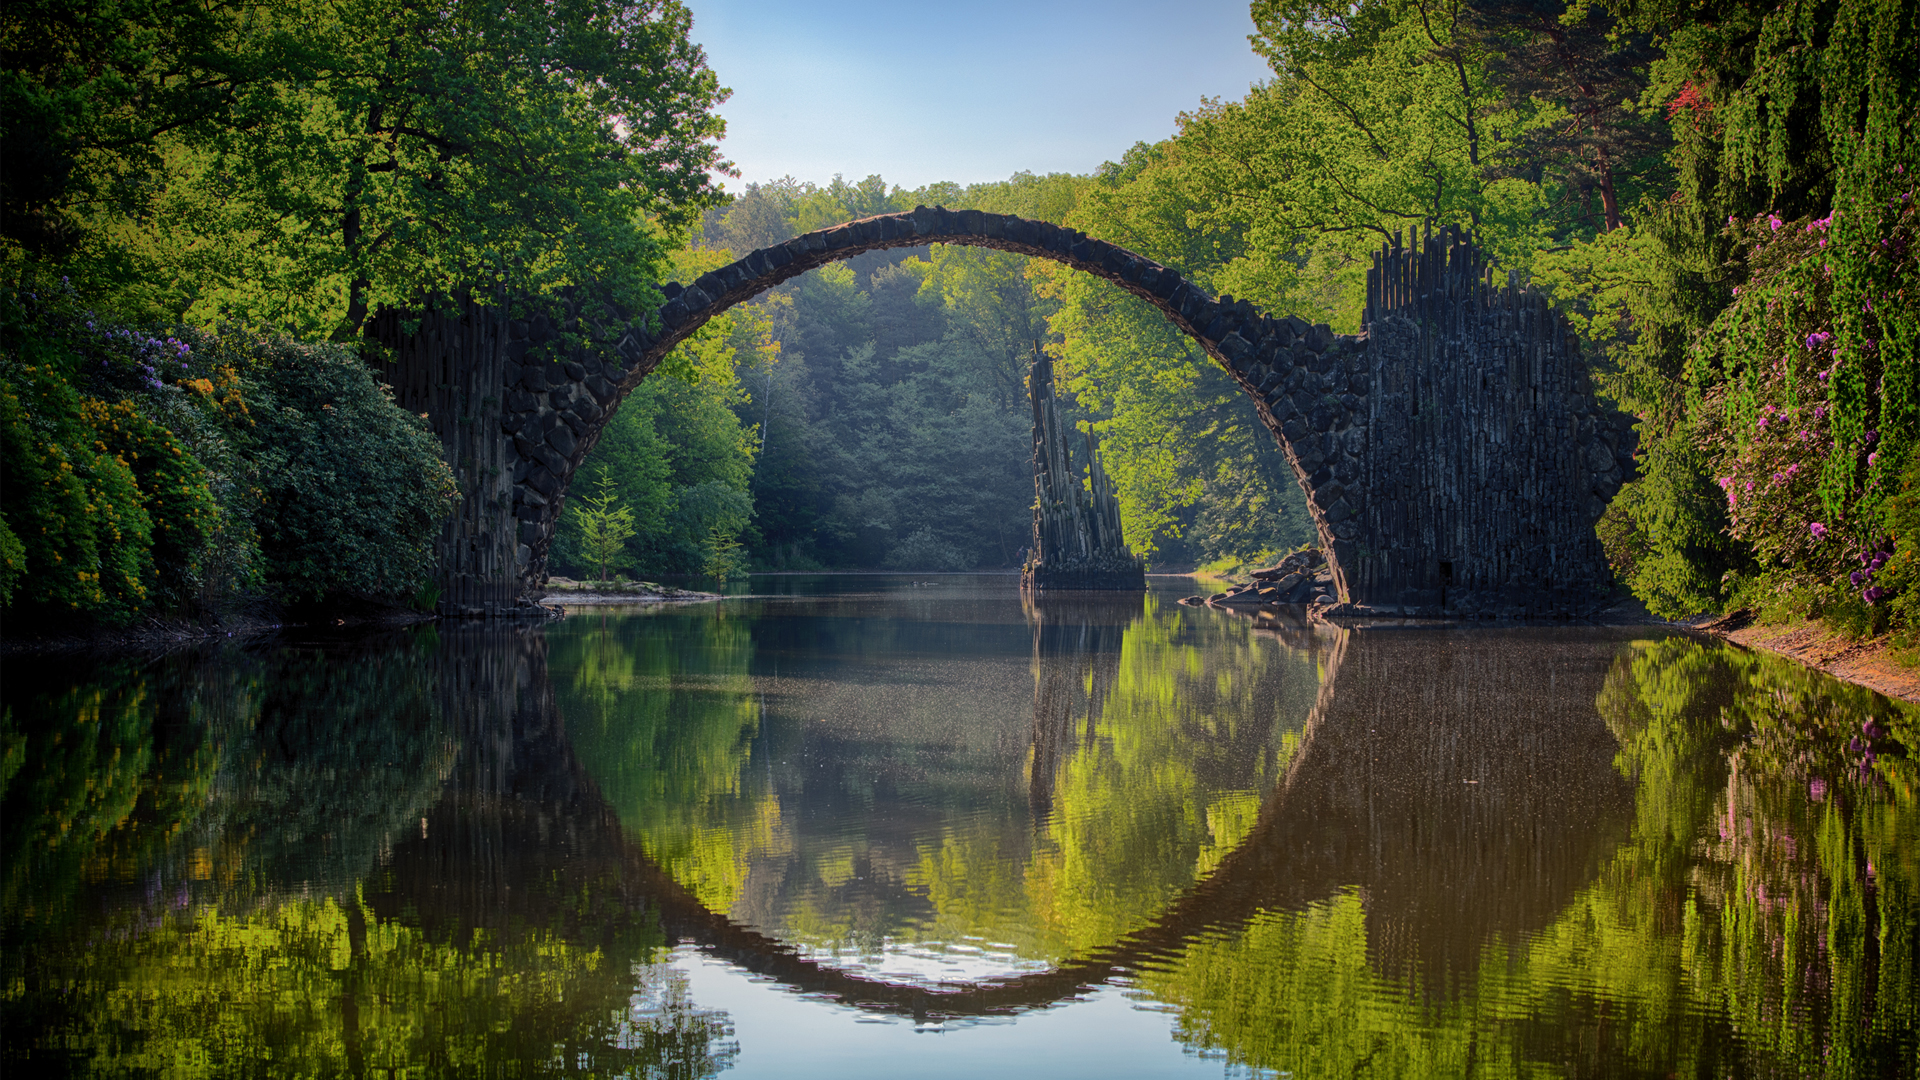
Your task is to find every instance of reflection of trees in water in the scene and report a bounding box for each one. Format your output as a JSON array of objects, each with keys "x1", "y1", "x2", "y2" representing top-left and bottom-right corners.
[
  {"x1": 556, "y1": 593, "x2": 1326, "y2": 970},
  {"x1": 1593, "y1": 638, "x2": 1917, "y2": 1076},
  {"x1": 12, "y1": 613, "x2": 1908, "y2": 1076},
  {"x1": 1013, "y1": 593, "x2": 1318, "y2": 958},
  {"x1": 2, "y1": 634, "x2": 452, "y2": 956},
  {"x1": 1138, "y1": 629, "x2": 1918, "y2": 1078},
  {"x1": 0, "y1": 627, "x2": 738, "y2": 1079},
  {"x1": 549, "y1": 607, "x2": 774, "y2": 914},
  {"x1": 194, "y1": 633, "x2": 456, "y2": 903},
  {"x1": 1, "y1": 655, "x2": 205, "y2": 972}
]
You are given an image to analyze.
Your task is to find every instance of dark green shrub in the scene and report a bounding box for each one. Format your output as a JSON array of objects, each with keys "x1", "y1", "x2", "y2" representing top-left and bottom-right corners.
[
  {"x1": 234, "y1": 339, "x2": 457, "y2": 605},
  {"x1": 79, "y1": 398, "x2": 217, "y2": 608},
  {"x1": 2, "y1": 283, "x2": 457, "y2": 624},
  {"x1": 1885, "y1": 451, "x2": 1920, "y2": 649}
]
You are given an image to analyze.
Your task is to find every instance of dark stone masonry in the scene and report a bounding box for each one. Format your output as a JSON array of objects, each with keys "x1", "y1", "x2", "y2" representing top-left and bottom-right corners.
[
  {"x1": 1022, "y1": 350, "x2": 1145, "y2": 592},
  {"x1": 371, "y1": 210, "x2": 1634, "y2": 618}
]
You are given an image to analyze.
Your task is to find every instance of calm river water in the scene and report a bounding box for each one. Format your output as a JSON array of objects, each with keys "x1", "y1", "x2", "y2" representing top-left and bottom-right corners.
[{"x1": 3, "y1": 576, "x2": 1915, "y2": 1078}]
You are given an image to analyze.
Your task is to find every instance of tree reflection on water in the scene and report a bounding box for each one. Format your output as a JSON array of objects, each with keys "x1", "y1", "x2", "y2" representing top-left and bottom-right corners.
[
  {"x1": 0, "y1": 599, "x2": 1913, "y2": 1078},
  {"x1": 1, "y1": 628, "x2": 736, "y2": 1079},
  {"x1": 1140, "y1": 630, "x2": 1917, "y2": 1078}
]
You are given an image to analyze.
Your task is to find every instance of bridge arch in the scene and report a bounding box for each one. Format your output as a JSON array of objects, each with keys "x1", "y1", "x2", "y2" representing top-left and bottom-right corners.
[
  {"x1": 376, "y1": 213, "x2": 1634, "y2": 618},
  {"x1": 479, "y1": 207, "x2": 1354, "y2": 599}
]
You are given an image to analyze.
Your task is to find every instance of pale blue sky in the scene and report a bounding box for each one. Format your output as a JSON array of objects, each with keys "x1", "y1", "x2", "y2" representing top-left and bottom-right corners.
[{"x1": 681, "y1": 0, "x2": 1275, "y2": 191}]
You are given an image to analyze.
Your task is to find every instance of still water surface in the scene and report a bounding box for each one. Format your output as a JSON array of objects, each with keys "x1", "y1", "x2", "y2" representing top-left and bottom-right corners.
[{"x1": 3, "y1": 577, "x2": 1915, "y2": 1077}]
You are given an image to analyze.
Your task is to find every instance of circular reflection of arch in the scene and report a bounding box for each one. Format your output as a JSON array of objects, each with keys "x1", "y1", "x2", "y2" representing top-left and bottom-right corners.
[{"x1": 394, "y1": 621, "x2": 1637, "y2": 1020}]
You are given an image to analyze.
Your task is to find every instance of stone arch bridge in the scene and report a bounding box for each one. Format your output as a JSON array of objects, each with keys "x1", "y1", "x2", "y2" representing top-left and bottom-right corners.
[{"x1": 372, "y1": 210, "x2": 1635, "y2": 617}]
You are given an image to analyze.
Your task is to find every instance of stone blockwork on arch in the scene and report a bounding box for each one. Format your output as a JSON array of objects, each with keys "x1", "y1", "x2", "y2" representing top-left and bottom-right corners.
[{"x1": 380, "y1": 209, "x2": 1632, "y2": 618}]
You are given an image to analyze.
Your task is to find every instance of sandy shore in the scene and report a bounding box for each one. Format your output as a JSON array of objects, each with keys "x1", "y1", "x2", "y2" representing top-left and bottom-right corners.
[
  {"x1": 1687, "y1": 613, "x2": 1920, "y2": 703},
  {"x1": 540, "y1": 579, "x2": 723, "y2": 605}
]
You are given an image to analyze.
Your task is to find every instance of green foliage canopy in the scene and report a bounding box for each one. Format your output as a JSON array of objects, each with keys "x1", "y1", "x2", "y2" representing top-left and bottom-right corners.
[{"x1": 3, "y1": 0, "x2": 733, "y2": 337}]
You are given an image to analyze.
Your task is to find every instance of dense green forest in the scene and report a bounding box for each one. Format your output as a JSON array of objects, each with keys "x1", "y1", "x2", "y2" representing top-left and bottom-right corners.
[
  {"x1": 1, "y1": 0, "x2": 729, "y2": 621},
  {"x1": 4, "y1": 0, "x2": 1918, "y2": 639}
]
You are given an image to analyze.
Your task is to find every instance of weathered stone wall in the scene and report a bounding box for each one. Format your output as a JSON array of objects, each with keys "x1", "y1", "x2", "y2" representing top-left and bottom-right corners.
[
  {"x1": 381, "y1": 209, "x2": 1632, "y2": 618},
  {"x1": 1352, "y1": 227, "x2": 1637, "y2": 615},
  {"x1": 1205, "y1": 226, "x2": 1637, "y2": 616},
  {"x1": 367, "y1": 297, "x2": 522, "y2": 616}
]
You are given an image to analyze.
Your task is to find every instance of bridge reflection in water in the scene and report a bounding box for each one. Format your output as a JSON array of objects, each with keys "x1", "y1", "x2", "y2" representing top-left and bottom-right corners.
[
  {"x1": 1, "y1": 587, "x2": 1913, "y2": 1077},
  {"x1": 517, "y1": 597, "x2": 1637, "y2": 1019}
]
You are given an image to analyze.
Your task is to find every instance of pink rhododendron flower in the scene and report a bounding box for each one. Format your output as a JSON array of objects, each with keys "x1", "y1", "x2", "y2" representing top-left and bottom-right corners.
[{"x1": 1810, "y1": 522, "x2": 1828, "y2": 540}]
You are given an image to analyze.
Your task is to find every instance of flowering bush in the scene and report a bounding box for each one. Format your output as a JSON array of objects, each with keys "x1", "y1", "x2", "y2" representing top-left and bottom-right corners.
[
  {"x1": 1, "y1": 282, "x2": 457, "y2": 624},
  {"x1": 1694, "y1": 191, "x2": 1916, "y2": 631},
  {"x1": 0, "y1": 348, "x2": 155, "y2": 620}
]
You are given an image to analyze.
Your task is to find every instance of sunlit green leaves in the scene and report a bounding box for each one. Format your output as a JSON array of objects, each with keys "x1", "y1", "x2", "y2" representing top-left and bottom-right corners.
[{"x1": 7, "y1": 0, "x2": 731, "y2": 334}]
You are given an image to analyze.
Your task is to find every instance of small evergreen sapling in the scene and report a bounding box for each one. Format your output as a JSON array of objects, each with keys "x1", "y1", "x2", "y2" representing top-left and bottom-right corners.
[
  {"x1": 702, "y1": 526, "x2": 749, "y2": 582},
  {"x1": 576, "y1": 474, "x2": 638, "y2": 585}
]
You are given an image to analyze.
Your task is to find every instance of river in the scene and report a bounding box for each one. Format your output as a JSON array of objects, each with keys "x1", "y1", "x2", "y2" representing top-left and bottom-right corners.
[{"x1": 2, "y1": 576, "x2": 1914, "y2": 1077}]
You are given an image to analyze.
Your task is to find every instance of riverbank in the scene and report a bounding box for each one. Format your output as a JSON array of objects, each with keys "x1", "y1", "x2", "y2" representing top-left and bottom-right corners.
[
  {"x1": 541, "y1": 578, "x2": 723, "y2": 605},
  {"x1": 1689, "y1": 612, "x2": 1920, "y2": 704},
  {"x1": 1506, "y1": 594, "x2": 1920, "y2": 703},
  {"x1": 1177, "y1": 572, "x2": 1920, "y2": 705}
]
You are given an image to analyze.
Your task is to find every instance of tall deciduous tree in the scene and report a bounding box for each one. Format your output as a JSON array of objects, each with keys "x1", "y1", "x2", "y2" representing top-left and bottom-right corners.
[
  {"x1": 0, "y1": 0, "x2": 289, "y2": 269},
  {"x1": 5, "y1": 0, "x2": 732, "y2": 334},
  {"x1": 188, "y1": 0, "x2": 732, "y2": 336}
]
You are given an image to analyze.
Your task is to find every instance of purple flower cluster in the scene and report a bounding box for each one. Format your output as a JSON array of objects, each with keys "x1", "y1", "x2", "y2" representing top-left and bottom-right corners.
[
  {"x1": 1849, "y1": 541, "x2": 1894, "y2": 604},
  {"x1": 83, "y1": 322, "x2": 199, "y2": 395}
]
